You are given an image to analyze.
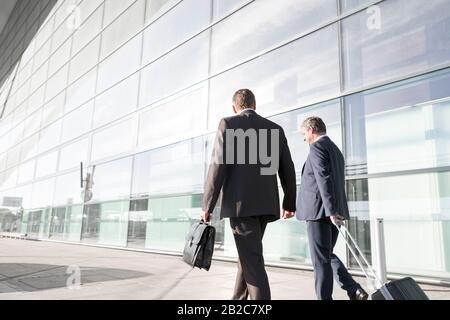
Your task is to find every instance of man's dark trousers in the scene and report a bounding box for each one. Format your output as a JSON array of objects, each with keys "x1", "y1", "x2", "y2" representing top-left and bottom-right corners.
[
  {"x1": 307, "y1": 218, "x2": 360, "y2": 300},
  {"x1": 230, "y1": 216, "x2": 270, "y2": 300}
]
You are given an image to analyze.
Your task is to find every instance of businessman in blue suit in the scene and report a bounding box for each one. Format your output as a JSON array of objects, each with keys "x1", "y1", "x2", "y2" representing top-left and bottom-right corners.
[{"x1": 296, "y1": 116, "x2": 368, "y2": 300}]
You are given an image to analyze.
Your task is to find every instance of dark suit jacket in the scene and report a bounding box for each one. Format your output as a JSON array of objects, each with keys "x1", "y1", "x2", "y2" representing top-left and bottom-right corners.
[
  {"x1": 202, "y1": 109, "x2": 296, "y2": 222},
  {"x1": 296, "y1": 135, "x2": 350, "y2": 221}
]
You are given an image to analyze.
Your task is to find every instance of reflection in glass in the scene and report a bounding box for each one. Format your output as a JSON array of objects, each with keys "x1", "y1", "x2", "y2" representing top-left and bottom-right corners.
[
  {"x1": 211, "y1": 0, "x2": 337, "y2": 73},
  {"x1": 146, "y1": 194, "x2": 201, "y2": 251},
  {"x1": 138, "y1": 84, "x2": 207, "y2": 150},
  {"x1": 90, "y1": 156, "x2": 133, "y2": 202},
  {"x1": 98, "y1": 201, "x2": 129, "y2": 247},
  {"x1": 140, "y1": 31, "x2": 210, "y2": 108},
  {"x1": 345, "y1": 69, "x2": 450, "y2": 175},
  {"x1": 208, "y1": 24, "x2": 340, "y2": 129},
  {"x1": 127, "y1": 198, "x2": 149, "y2": 248},
  {"x1": 54, "y1": 171, "x2": 83, "y2": 206},
  {"x1": 339, "y1": 0, "x2": 373, "y2": 13},
  {"x1": 81, "y1": 203, "x2": 101, "y2": 244},
  {"x1": 341, "y1": 0, "x2": 450, "y2": 90},
  {"x1": 91, "y1": 118, "x2": 136, "y2": 161},
  {"x1": 142, "y1": 0, "x2": 211, "y2": 66},
  {"x1": 147, "y1": 137, "x2": 204, "y2": 196},
  {"x1": 347, "y1": 172, "x2": 450, "y2": 278},
  {"x1": 94, "y1": 73, "x2": 139, "y2": 129}
]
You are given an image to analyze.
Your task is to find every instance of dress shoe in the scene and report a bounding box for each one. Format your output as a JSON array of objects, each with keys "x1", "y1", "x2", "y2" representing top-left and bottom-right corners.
[{"x1": 350, "y1": 288, "x2": 369, "y2": 300}]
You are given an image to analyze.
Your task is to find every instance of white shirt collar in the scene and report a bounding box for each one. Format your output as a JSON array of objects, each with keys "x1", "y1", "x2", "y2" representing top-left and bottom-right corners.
[
  {"x1": 313, "y1": 134, "x2": 327, "y2": 143},
  {"x1": 239, "y1": 108, "x2": 256, "y2": 114}
]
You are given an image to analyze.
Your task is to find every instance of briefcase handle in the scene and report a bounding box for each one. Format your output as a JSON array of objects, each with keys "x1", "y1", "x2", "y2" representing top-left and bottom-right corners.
[{"x1": 333, "y1": 222, "x2": 383, "y2": 288}]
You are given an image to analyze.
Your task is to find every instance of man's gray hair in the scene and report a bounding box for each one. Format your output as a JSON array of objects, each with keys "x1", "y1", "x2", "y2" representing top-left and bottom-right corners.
[{"x1": 300, "y1": 116, "x2": 327, "y2": 135}]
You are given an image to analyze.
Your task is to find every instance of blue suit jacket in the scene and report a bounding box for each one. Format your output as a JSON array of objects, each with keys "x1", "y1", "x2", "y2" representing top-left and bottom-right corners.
[{"x1": 296, "y1": 136, "x2": 350, "y2": 221}]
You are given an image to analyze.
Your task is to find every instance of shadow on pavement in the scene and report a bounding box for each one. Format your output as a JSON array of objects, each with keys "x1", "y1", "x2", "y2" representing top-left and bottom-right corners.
[{"x1": 0, "y1": 263, "x2": 150, "y2": 293}]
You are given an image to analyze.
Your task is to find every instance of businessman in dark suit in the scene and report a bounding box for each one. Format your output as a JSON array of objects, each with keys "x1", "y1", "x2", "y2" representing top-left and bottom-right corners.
[
  {"x1": 201, "y1": 89, "x2": 297, "y2": 300},
  {"x1": 296, "y1": 116, "x2": 368, "y2": 300}
]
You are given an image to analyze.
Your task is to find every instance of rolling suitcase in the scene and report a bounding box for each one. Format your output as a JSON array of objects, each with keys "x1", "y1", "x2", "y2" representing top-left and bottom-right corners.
[{"x1": 334, "y1": 223, "x2": 429, "y2": 300}]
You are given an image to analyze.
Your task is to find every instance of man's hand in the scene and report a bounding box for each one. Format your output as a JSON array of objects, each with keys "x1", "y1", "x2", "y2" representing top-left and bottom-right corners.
[
  {"x1": 281, "y1": 209, "x2": 295, "y2": 220},
  {"x1": 330, "y1": 214, "x2": 345, "y2": 226},
  {"x1": 200, "y1": 211, "x2": 211, "y2": 223}
]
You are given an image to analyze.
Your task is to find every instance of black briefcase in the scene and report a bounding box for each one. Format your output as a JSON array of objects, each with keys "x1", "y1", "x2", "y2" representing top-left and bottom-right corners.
[{"x1": 183, "y1": 222, "x2": 216, "y2": 271}]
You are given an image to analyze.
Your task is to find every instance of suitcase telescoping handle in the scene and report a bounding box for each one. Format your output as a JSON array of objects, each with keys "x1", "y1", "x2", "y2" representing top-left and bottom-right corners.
[{"x1": 333, "y1": 222, "x2": 383, "y2": 289}]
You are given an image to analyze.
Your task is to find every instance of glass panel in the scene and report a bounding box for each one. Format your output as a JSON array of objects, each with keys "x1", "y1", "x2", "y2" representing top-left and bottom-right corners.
[
  {"x1": 59, "y1": 137, "x2": 90, "y2": 171},
  {"x1": 61, "y1": 100, "x2": 94, "y2": 143},
  {"x1": 98, "y1": 200, "x2": 129, "y2": 247},
  {"x1": 38, "y1": 119, "x2": 62, "y2": 154},
  {"x1": 68, "y1": 35, "x2": 100, "y2": 84},
  {"x1": 71, "y1": 5, "x2": 103, "y2": 56},
  {"x1": 97, "y1": 34, "x2": 142, "y2": 93},
  {"x1": 104, "y1": 0, "x2": 136, "y2": 26},
  {"x1": 48, "y1": 36, "x2": 72, "y2": 77},
  {"x1": 211, "y1": 0, "x2": 337, "y2": 73},
  {"x1": 91, "y1": 118, "x2": 136, "y2": 161},
  {"x1": 23, "y1": 110, "x2": 42, "y2": 139},
  {"x1": 6, "y1": 144, "x2": 21, "y2": 169},
  {"x1": 208, "y1": 24, "x2": 340, "y2": 129},
  {"x1": 142, "y1": 0, "x2": 211, "y2": 66},
  {"x1": 101, "y1": 0, "x2": 145, "y2": 60},
  {"x1": 127, "y1": 198, "x2": 149, "y2": 248},
  {"x1": 341, "y1": 0, "x2": 450, "y2": 90},
  {"x1": 269, "y1": 99, "x2": 342, "y2": 182},
  {"x1": 26, "y1": 209, "x2": 43, "y2": 238},
  {"x1": 21, "y1": 133, "x2": 39, "y2": 162},
  {"x1": 81, "y1": 203, "x2": 101, "y2": 243},
  {"x1": 90, "y1": 156, "x2": 132, "y2": 202},
  {"x1": 93, "y1": 73, "x2": 139, "y2": 129},
  {"x1": 35, "y1": 151, "x2": 58, "y2": 178},
  {"x1": 65, "y1": 205, "x2": 84, "y2": 241},
  {"x1": 1, "y1": 168, "x2": 18, "y2": 190},
  {"x1": 49, "y1": 207, "x2": 68, "y2": 240},
  {"x1": 45, "y1": 64, "x2": 68, "y2": 103},
  {"x1": 147, "y1": 137, "x2": 204, "y2": 196},
  {"x1": 146, "y1": 194, "x2": 201, "y2": 251},
  {"x1": 137, "y1": 83, "x2": 207, "y2": 150},
  {"x1": 212, "y1": 0, "x2": 250, "y2": 20},
  {"x1": 81, "y1": 201, "x2": 129, "y2": 246},
  {"x1": 346, "y1": 179, "x2": 372, "y2": 267},
  {"x1": 31, "y1": 178, "x2": 55, "y2": 209},
  {"x1": 140, "y1": 31, "x2": 210, "y2": 108},
  {"x1": 347, "y1": 171, "x2": 450, "y2": 279},
  {"x1": 54, "y1": 171, "x2": 83, "y2": 206},
  {"x1": 41, "y1": 92, "x2": 65, "y2": 127},
  {"x1": 145, "y1": 0, "x2": 177, "y2": 23},
  {"x1": 65, "y1": 68, "x2": 97, "y2": 113},
  {"x1": 39, "y1": 208, "x2": 52, "y2": 239},
  {"x1": 339, "y1": 0, "x2": 376, "y2": 14},
  {"x1": 345, "y1": 68, "x2": 450, "y2": 175},
  {"x1": 17, "y1": 160, "x2": 35, "y2": 184}
]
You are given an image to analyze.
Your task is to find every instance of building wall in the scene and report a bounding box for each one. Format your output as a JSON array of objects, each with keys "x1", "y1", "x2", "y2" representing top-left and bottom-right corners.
[{"x1": 0, "y1": 0, "x2": 450, "y2": 280}]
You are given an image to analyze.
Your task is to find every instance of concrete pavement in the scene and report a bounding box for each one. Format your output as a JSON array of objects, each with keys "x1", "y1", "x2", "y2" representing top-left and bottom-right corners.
[{"x1": 0, "y1": 238, "x2": 449, "y2": 300}]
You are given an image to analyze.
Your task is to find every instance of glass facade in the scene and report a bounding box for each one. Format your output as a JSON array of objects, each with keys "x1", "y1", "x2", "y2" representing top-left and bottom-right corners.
[{"x1": 0, "y1": 0, "x2": 450, "y2": 281}]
